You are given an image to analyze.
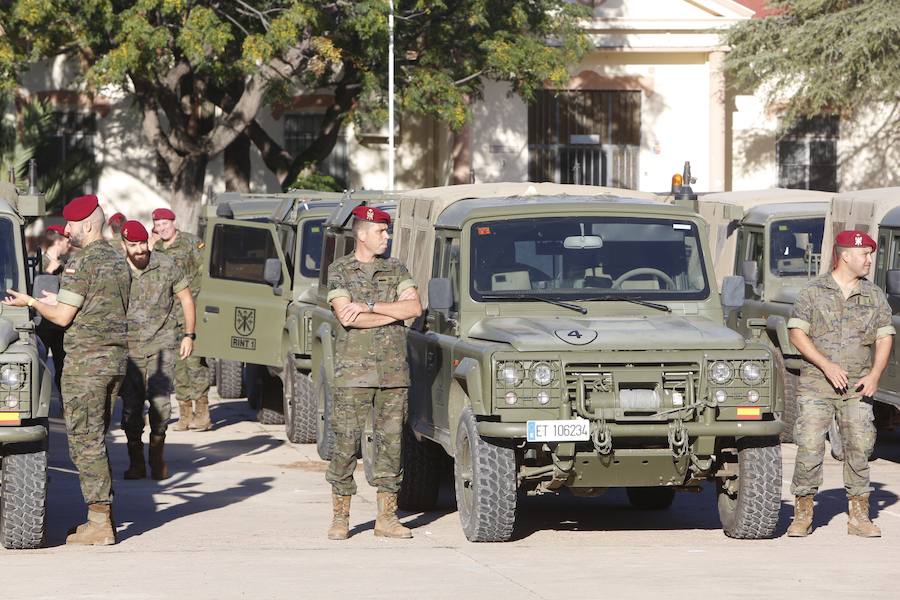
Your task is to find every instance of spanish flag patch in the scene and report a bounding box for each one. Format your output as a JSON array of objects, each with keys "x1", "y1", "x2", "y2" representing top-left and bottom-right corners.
[{"x1": 736, "y1": 406, "x2": 762, "y2": 420}]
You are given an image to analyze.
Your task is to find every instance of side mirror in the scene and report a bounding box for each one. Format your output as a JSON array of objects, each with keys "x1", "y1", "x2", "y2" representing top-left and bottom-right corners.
[
  {"x1": 741, "y1": 260, "x2": 759, "y2": 286},
  {"x1": 887, "y1": 269, "x2": 900, "y2": 297},
  {"x1": 263, "y1": 258, "x2": 282, "y2": 287},
  {"x1": 428, "y1": 278, "x2": 453, "y2": 311},
  {"x1": 721, "y1": 275, "x2": 746, "y2": 310}
]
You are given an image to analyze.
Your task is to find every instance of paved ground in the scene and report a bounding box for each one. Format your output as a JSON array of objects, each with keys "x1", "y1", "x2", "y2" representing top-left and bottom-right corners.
[{"x1": 4, "y1": 392, "x2": 900, "y2": 599}]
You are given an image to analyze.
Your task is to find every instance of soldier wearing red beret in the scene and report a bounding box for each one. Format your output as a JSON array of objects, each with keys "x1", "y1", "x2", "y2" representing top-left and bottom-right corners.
[
  {"x1": 3, "y1": 194, "x2": 131, "y2": 545},
  {"x1": 324, "y1": 203, "x2": 422, "y2": 540},
  {"x1": 787, "y1": 229, "x2": 895, "y2": 537}
]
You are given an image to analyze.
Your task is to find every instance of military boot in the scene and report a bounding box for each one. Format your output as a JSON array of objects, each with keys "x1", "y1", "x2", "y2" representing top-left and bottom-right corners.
[
  {"x1": 787, "y1": 495, "x2": 814, "y2": 537},
  {"x1": 327, "y1": 493, "x2": 351, "y2": 540},
  {"x1": 149, "y1": 434, "x2": 169, "y2": 480},
  {"x1": 172, "y1": 400, "x2": 193, "y2": 431},
  {"x1": 374, "y1": 491, "x2": 412, "y2": 539},
  {"x1": 191, "y1": 396, "x2": 211, "y2": 431},
  {"x1": 65, "y1": 504, "x2": 116, "y2": 546},
  {"x1": 123, "y1": 440, "x2": 146, "y2": 480},
  {"x1": 848, "y1": 494, "x2": 881, "y2": 537}
]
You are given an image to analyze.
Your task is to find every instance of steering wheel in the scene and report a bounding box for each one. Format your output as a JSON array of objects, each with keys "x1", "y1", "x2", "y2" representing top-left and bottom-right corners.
[{"x1": 612, "y1": 268, "x2": 676, "y2": 290}]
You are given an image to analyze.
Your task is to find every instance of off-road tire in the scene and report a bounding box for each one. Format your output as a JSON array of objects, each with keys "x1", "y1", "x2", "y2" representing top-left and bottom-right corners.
[
  {"x1": 316, "y1": 366, "x2": 336, "y2": 461},
  {"x1": 774, "y1": 348, "x2": 799, "y2": 444},
  {"x1": 626, "y1": 486, "x2": 676, "y2": 510},
  {"x1": 207, "y1": 358, "x2": 217, "y2": 387},
  {"x1": 0, "y1": 441, "x2": 48, "y2": 549},
  {"x1": 398, "y1": 425, "x2": 443, "y2": 511},
  {"x1": 283, "y1": 358, "x2": 316, "y2": 444},
  {"x1": 257, "y1": 406, "x2": 285, "y2": 425},
  {"x1": 217, "y1": 360, "x2": 245, "y2": 399},
  {"x1": 716, "y1": 436, "x2": 781, "y2": 539},
  {"x1": 454, "y1": 407, "x2": 517, "y2": 542}
]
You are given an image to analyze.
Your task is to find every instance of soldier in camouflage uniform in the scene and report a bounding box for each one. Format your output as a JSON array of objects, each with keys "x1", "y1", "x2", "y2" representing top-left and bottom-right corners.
[
  {"x1": 151, "y1": 207, "x2": 212, "y2": 431},
  {"x1": 119, "y1": 220, "x2": 196, "y2": 481},
  {"x1": 786, "y1": 229, "x2": 895, "y2": 538},
  {"x1": 4, "y1": 195, "x2": 130, "y2": 545},
  {"x1": 325, "y1": 205, "x2": 422, "y2": 540}
]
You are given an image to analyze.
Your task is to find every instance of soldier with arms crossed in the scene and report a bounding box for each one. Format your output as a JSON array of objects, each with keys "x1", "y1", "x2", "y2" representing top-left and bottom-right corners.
[
  {"x1": 787, "y1": 229, "x2": 895, "y2": 537},
  {"x1": 325, "y1": 205, "x2": 422, "y2": 540}
]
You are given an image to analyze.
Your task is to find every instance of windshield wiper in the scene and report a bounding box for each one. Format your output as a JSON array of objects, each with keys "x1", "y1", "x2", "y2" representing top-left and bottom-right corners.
[
  {"x1": 480, "y1": 294, "x2": 587, "y2": 314},
  {"x1": 582, "y1": 295, "x2": 672, "y2": 313}
]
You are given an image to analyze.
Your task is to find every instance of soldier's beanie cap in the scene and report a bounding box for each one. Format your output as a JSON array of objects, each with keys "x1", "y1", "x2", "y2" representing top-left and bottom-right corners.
[
  {"x1": 351, "y1": 205, "x2": 391, "y2": 225},
  {"x1": 108, "y1": 212, "x2": 126, "y2": 226},
  {"x1": 62, "y1": 195, "x2": 99, "y2": 222},
  {"x1": 835, "y1": 229, "x2": 876, "y2": 251},
  {"x1": 152, "y1": 207, "x2": 176, "y2": 221},
  {"x1": 46, "y1": 225, "x2": 67, "y2": 237},
  {"x1": 121, "y1": 220, "x2": 149, "y2": 242}
]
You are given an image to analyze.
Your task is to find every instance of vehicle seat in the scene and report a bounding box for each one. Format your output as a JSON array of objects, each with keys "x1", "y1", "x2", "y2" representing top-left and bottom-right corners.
[
  {"x1": 492, "y1": 270, "x2": 531, "y2": 291},
  {"x1": 583, "y1": 266, "x2": 613, "y2": 289}
]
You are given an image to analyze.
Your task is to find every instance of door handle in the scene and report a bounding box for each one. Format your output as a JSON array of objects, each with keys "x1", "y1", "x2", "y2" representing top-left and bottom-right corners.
[{"x1": 205, "y1": 306, "x2": 220, "y2": 314}]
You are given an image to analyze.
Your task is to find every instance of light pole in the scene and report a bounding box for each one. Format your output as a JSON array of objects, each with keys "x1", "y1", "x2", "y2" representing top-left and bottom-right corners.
[{"x1": 387, "y1": 0, "x2": 395, "y2": 191}]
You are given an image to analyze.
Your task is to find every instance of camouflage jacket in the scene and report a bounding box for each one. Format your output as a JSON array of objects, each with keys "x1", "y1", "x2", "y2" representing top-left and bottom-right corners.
[
  {"x1": 326, "y1": 254, "x2": 417, "y2": 388},
  {"x1": 126, "y1": 252, "x2": 188, "y2": 358},
  {"x1": 154, "y1": 230, "x2": 204, "y2": 299},
  {"x1": 57, "y1": 239, "x2": 131, "y2": 375},
  {"x1": 788, "y1": 273, "x2": 896, "y2": 399}
]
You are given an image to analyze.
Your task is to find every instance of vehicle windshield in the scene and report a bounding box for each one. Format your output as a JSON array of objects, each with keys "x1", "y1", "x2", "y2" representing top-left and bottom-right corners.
[
  {"x1": 470, "y1": 216, "x2": 709, "y2": 301},
  {"x1": 769, "y1": 217, "x2": 824, "y2": 277},
  {"x1": 0, "y1": 218, "x2": 19, "y2": 296}
]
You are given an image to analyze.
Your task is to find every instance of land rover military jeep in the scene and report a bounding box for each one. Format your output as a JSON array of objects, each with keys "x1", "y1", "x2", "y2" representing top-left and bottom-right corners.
[
  {"x1": 364, "y1": 183, "x2": 784, "y2": 542},
  {"x1": 0, "y1": 179, "x2": 53, "y2": 549}
]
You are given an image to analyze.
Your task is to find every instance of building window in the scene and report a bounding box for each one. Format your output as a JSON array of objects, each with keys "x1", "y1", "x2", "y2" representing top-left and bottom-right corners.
[
  {"x1": 777, "y1": 116, "x2": 838, "y2": 192},
  {"x1": 528, "y1": 90, "x2": 641, "y2": 189},
  {"x1": 35, "y1": 110, "x2": 97, "y2": 196},
  {"x1": 284, "y1": 113, "x2": 348, "y2": 187}
]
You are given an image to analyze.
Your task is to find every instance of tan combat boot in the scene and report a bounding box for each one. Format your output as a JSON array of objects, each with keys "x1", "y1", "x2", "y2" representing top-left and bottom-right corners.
[
  {"x1": 66, "y1": 504, "x2": 116, "y2": 546},
  {"x1": 374, "y1": 491, "x2": 412, "y2": 539},
  {"x1": 848, "y1": 494, "x2": 881, "y2": 537},
  {"x1": 172, "y1": 400, "x2": 193, "y2": 431},
  {"x1": 191, "y1": 396, "x2": 211, "y2": 431},
  {"x1": 123, "y1": 441, "x2": 146, "y2": 480},
  {"x1": 787, "y1": 495, "x2": 814, "y2": 537},
  {"x1": 327, "y1": 493, "x2": 352, "y2": 540},
  {"x1": 148, "y1": 434, "x2": 169, "y2": 480}
]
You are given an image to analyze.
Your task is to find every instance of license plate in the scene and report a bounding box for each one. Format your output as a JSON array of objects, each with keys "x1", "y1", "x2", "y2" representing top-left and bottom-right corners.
[{"x1": 526, "y1": 419, "x2": 590, "y2": 442}]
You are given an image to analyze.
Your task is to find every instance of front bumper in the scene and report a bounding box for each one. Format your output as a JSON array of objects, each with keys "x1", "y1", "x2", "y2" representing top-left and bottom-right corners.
[{"x1": 0, "y1": 424, "x2": 47, "y2": 444}]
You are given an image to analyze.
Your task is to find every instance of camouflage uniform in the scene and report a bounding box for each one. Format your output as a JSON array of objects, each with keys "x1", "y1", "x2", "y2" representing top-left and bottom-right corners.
[
  {"x1": 57, "y1": 240, "x2": 130, "y2": 505},
  {"x1": 121, "y1": 252, "x2": 188, "y2": 440},
  {"x1": 325, "y1": 254, "x2": 417, "y2": 495},
  {"x1": 154, "y1": 231, "x2": 210, "y2": 404},
  {"x1": 787, "y1": 273, "x2": 896, "y2": 497}
]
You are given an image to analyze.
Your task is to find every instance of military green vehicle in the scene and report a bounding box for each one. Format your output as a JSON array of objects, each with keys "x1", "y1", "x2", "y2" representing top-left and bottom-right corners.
[
  {"x1": 696, "y1": 190, "x2": 832, "y2": 443},
  {"x1": 193, "y1": 191, "x2": 350, "y2": 441},
  {"x1": 312, "y1": 183, "x2": 784, "y2": 542},
  {"x1": 0, "y1": 176, "x2": 53, "y2": 549}
]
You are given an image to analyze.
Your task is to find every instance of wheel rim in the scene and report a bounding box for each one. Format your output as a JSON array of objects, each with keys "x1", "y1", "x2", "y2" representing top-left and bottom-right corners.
[{"x1": 457, "y1": 429, "x2": 475, "y2": 519}]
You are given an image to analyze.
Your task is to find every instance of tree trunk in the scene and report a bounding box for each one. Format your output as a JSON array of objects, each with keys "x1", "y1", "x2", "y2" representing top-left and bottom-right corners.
[
  {"x1": 169, "y1": 154, "x2": 209, "y2": 234},
  {"x1": 224, "y1": 132, "x2": 252, "y2": 193},
  {"x1": 450, "y1": 123, "x2": 473, "y2": 185}
]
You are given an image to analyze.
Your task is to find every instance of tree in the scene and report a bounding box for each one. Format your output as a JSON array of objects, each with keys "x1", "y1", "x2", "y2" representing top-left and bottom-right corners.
[{"x1": 724, "y1": 0, "x2": 900, "y2": 124}]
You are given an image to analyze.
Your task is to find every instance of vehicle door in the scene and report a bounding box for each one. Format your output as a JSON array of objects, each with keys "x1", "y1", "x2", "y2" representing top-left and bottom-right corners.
[
  {"x1": 875, "y1": 230, "x2": 900, "y2": 408},
  {"x1": 194, "y1": 218, "x2": 291, "y2": 367},
  {"x1": 731, "y1": 226, "x2": 766, "y2": 336}
]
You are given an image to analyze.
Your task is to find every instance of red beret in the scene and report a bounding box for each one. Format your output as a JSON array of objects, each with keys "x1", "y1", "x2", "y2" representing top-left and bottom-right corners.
[
  {"x1": 108, "y1": 212, "x2": 126, "y2": 226},
  {"x1": 351, "y1": 205, "x2": 391, "y2": 225},
  {"x1": 152, "y1": 207, "x2": 176, "y2": 221},
  {"x1": 835, "y1": 229, "x2": 876, "y2": 251},
  {"x1": 121, "y1": 220, "x2": 149, "y2": 242},
  {"x1": 46, "y1": 225, "x2": 68, "y2": 237},
  {"x1": 62, "y1": 195, "x2": 99, "y2": 222}
]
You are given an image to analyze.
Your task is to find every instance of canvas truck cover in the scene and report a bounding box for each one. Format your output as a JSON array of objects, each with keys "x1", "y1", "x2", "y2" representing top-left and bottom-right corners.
[
  {"x1": 819, "y1": 187, "x2": 900, "y2": 274},
  {"x1": 696, "y1": 189, "x2": 835, "y2": 288},
  {"x1": 391, "y1": 182, "x2": 662, "y2": 307}
]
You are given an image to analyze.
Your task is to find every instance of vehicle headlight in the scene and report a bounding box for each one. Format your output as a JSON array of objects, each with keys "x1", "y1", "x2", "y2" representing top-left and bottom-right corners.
[
  {"x1": 740, "y1": 361, "x2": 765, "y2": 385},
  {"x1": 0, "y1": 365, "x2": 24, "y2": 390},
  {"x1": 708, "y1": 361, "x2": 733, "y2": 385},
  {"x1": 531, "y1": 362, "x2": 555, "y2": 387},
  {"x1": 497, "y1": 362, "x2": 524, "y2": 387}
]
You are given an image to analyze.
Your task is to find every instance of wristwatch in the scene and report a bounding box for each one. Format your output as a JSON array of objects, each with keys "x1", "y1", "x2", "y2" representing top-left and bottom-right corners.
[
  {"x1": 366, "y1": 301, "x2": 375, "y2": 312},
  {"x1": 183, "y1": 333, "x2": 197, "y2": 340}
]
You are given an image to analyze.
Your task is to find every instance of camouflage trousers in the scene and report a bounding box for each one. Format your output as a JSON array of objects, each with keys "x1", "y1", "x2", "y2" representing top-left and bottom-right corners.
[
  {"x1": 61, "y1": 372, "x2": 124, "y2": 505},
  {"x1": 791, "y1": 395, "x2": 877, "y2": 497},
  {"x1": 326, "y1": 387, "x2": 407, "y2": 496},
  {"x1": 175, "y1": 353, "x2": 210, "y2": 404},
  {"x1": 121, "y1": 350, "x2": 175, "y2": 441}
]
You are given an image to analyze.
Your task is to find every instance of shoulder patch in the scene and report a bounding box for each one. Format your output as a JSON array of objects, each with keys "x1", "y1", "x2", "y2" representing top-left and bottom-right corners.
[{"x1": 64, "y1": 267, "x2": 76, "y2": 274}]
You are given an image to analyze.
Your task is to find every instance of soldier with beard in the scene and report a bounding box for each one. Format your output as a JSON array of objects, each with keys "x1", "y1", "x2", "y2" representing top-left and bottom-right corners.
[{"x1": 119, "y1": 220, "x2": 195, "y2": 480}]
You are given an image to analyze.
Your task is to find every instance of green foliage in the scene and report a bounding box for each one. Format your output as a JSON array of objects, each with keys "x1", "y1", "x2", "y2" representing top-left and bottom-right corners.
[
  {"x1": 288, "y1": 170, "x2": 343, "y2": 192},
  {"x1": 725, "y1": 0, "x2": 900, "y2": 123}
]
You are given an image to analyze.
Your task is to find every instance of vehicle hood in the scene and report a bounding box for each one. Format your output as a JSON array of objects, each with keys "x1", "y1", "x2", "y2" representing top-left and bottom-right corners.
[
  {"x1": 0, "y1": 318, "x2": 18, "y2": 353},
  {"x1": 467, "y1": 314, "x2": 746, "y2": 352}
]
